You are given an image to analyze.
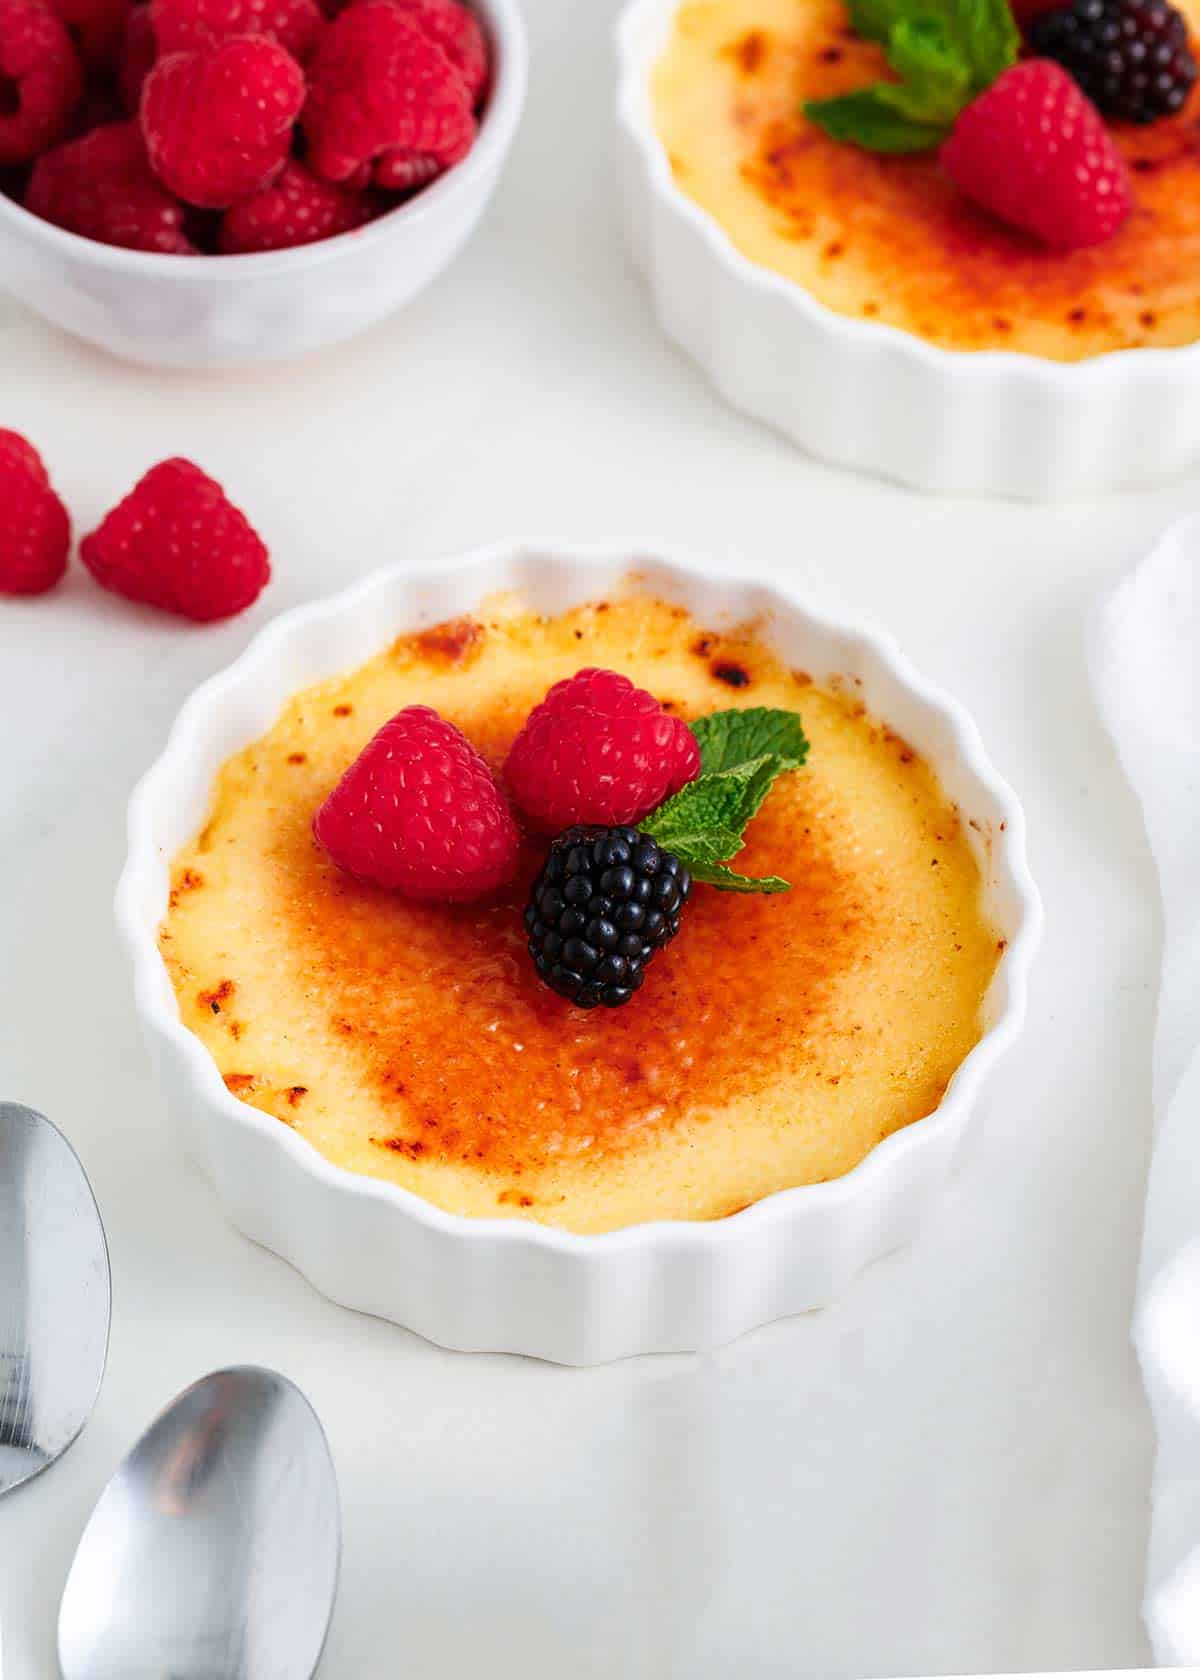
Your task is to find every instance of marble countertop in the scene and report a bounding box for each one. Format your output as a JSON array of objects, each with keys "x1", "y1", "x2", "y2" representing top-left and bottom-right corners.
[{"x1": 0, "y1": 0, "x2": 1179, "y2": 1672}]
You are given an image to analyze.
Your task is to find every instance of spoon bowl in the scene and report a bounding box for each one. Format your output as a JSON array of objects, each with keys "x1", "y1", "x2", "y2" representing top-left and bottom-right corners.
[
  {"x1": 58, "y1": 1366, "x2": 341, "y2": 1680},
  {"x1": 0, "y1": 1101, "x2": 111, "y2": 1495}
]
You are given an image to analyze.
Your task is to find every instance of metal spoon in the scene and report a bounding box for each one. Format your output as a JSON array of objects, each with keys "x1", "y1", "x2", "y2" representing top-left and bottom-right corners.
[
  {"x1": 58, "y1": 1366, "x2": 341, "y2": 1680},
  {"x1": 0, "y1": 1101, "x2": 111, "y2": 1496}
]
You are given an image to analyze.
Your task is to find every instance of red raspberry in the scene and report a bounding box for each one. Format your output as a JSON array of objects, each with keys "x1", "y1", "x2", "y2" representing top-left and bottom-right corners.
[
  {"x1": 140, "y1": 35, "x2": 304, "y2": 209},
  {"x1": 81, "y1": 459, "x2": 270, "y2": 621},
  {"x1": 302, "y1": 1, "x2": 475, "y2": 185},
  {"x1": 218, "y1": 158, "x2": 367, "y2": 250},
  {"x1": 941, "y1": 61, "x2": 1132, "y2": 250},
  {"x1": 505, "y1": 669, "x2": 702, "y2": 834},
  {"x1": 117, "y1": 3, "x2": 155, "y2": 110},
  {"x1": 0, "y1": 0, "x2": 83, "y2": 168},
  {"x1": 27, "y1": 120, "x2": 195, "y2": 252},
  {"x1": 0, "y1": 430, "x2": 70, "y2": 597},
  {"x1": 150, "y1": 0, "x2": 325, "y2": 61},
  {"x1": 46, "y1": 0, "x2": 129, "y2": 70},
  {"x1": 313, "y1": 706, "x2": 521, "y2": 901},
  {"x1": 389, "y1": 0, "x2": 488, "y2": 103}
]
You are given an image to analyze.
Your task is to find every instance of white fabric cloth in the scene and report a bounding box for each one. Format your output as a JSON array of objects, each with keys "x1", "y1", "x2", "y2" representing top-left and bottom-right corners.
[{"x1": 1090, "y1": 516, "x2": 1200, "y2": 1667}]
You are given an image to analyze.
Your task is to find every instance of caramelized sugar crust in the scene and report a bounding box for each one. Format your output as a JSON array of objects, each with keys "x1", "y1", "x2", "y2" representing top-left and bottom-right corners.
[
  {"x1": 653, "y1": 0, "x2": 1200, "y2": 359},
  {"x1": 161, "y1": 595, "x2": 999, "y2": 1233}
]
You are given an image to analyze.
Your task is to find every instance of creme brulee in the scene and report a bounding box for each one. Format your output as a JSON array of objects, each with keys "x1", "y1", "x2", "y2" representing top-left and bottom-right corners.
[{"x1": 160, "y1": 594, "x2": 1000, "y2": 1234}]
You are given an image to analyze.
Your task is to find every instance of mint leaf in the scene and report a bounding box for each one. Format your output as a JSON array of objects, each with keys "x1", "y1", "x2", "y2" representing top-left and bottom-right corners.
[
  {"x1": 690, "y1": 707, "x2": 810, "y2": 776},
  {"x1": 688, "y1": 861, "x2": 793, "y2": 894},
  {"x1": 639, "y1": 708, "x2": 809, "y2": 894},
  {"x1": 804, "y1": 0, "x2": 1017, "y2": 153}
]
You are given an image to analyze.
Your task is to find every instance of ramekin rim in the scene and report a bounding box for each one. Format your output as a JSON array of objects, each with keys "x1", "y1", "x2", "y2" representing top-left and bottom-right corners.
[{"x1": 115, "y1": 543, "x2": 1043, "y2": 1257}]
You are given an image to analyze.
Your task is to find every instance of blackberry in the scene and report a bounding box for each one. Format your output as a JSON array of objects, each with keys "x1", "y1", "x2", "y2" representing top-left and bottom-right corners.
[
  {"x1": 524, "y1": 825, "x2": 691, "y2": 1009},
  {"x1": 1030, "y1": 0, "x2": 1197, "y2": 123}
]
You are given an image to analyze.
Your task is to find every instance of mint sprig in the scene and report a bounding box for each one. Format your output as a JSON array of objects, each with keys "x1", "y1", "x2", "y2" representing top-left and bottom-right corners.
[
  {"x1": 641, "y1": 708, "x2": 809, "y2": 894},
  {"x1": 804, "y1": 0, "x2": 1017, "y2": 152}
]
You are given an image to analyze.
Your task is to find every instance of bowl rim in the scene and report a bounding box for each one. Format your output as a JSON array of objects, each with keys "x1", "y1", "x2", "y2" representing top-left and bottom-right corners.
[
  {"x1": 615, "y1": 0, "x2": 1200, "y2": 380},
  {"x1": 0, "y1": 0, "x2": 528, "y2": 278},
  {"x1": 116, "y1": 543, "x2": 1043, "y2": 1257}
]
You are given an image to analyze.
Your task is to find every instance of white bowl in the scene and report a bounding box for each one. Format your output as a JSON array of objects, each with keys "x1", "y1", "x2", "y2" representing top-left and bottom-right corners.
[
  {"x1": 0, "y1": 0, "x2": 526, "y2": 368},
  {"x1": 116, "y1": 546, "x2": 1042, "y2": 1364},
  {"x1": 617, "y1": 0, "x2": 1200, "y2": 499}
]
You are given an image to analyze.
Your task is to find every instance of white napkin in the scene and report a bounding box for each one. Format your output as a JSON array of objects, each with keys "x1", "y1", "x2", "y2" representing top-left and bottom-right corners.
[{"x1": 1090, "y1": 515, "x2": 1200, "y2": 1667}]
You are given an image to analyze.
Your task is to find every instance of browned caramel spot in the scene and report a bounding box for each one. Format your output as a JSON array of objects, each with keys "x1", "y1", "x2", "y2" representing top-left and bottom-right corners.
[
  {"x1": 375, "y1": 1136, "x2": 428, "y2": 1160},
  {"x1": 824, "y1": 239, "x2": 845, "y2": 259},
  {"x1": 287, "y1": 752, "x2": 307, "y2": 766},
  {"x1": 169, "y1": 867, "x2": 205, "y2": 908},
  {"x1": 713, "y1": 661, "x2": 751, "y2": 688},
  {"x1": 410, "y1": 617, "x2": 483, "y2": 665},
  {"x1": 200, "y1": 979, "x2": 235, "y2": 1014},
  {"x1": 1140, "y1": 308, "x2": 1158, "y2": 327},
  {"x1": 498, "y1": 1189, "x2": 536, "y2": 1207},
  {"x1": 724, "y1": 28, "x2": 769, "y2": 73},
  {"x1": 286, "y1": 1085, "x2": 308, "y2": 1106},
  {"x1": 818, "y1": 44, "x2": 844, "y2": 61},
  {"x1": 333, "y1": 704, "x2": 353, "y2": 718},
  {"x1": 224, "y1": 1073, "x2": 259, "y2": 1094},
  {"x1": 692, "y1": 634, "x2": 715, "y2": 657}
]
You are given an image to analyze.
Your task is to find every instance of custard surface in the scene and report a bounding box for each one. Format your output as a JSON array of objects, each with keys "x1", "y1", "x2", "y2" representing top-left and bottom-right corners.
[
  {"x1": 652, "y1": 0, "x2": 1200, "y2": 359},
  {"x1": 160, "y1": 595, "x2": 1000, "y2": 1234}
]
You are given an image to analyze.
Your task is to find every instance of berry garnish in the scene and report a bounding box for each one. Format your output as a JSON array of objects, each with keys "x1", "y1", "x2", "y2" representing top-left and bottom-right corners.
[
  {"x1": 525, "y1": 826, "x2": 691, "y2": 1010},
  {"x1": 0, "y1": 429, "x2": 71, "y2": 596},
  {"x1": 504, "y1": 667, "x2": 702, "y2": 834},
  {"x1": 941, "y1": 60, "x2": 1132, "y2": 248},
  {"x1": 1029, "y1": 0, "x2": 1197, "y2": 123},
  {"x1": 313, "y1": 705, "x2": 520, "y2": 901},
  {"x1": 80, "y1": 458, "x2": 270, "y2": 620}
]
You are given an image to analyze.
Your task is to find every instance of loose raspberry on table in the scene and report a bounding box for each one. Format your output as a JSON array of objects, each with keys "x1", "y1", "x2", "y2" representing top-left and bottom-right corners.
[
  {"x1": 117, "y1": 4, "x2": 155, "y2": 112},
  {"x1": 301, "y1": 1, "x2": 475, "y2": 185},
  {"x1": 81, "y1": 458, "x2": 270, "y2": 621},
  {"x1": 27, "y1": 120, "x2": 195, "y2": 252},
  {"x1": 0, "y1": 0, "x2": 83, "y2": 168},
  {"x1": 941, "y1": 60, "x2": 1132, "y2": 250},
  {"x1": 46, "y1": 0, "x2": 129, "y2": 71},
  {"x1": 505, "y1": 668, "x2": 702, "y2": 835},
  {"x1": 0, "y1": 429, "x2": 71, "y2": 597},
  {"x1": 140, "y1": 35, "x2": 305, "y2": 209},
  {"x1": 313, "y1": 705, "x2": 521, "y2": 901},
  {"x1": 218, "y1": 157, "x2": 367, "y2": 251},
  {"x1": 150, "y1": 0, "x2": 326, "y2": 62}
]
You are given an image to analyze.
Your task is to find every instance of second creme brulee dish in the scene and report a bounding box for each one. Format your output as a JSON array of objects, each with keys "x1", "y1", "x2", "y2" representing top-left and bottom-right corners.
[
  {"x1": 159, "y1": 593, "x2": 1001, "y2": 1236},
  {"x1": 652, "y1": 0, "x2": 1200, "y2": 359}
]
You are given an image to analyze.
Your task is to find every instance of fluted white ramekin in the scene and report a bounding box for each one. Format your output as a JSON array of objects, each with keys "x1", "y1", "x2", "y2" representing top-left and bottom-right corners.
[
  {"x1": 116, "y1": 547, "x2": 1041, "y2": 1363},
  {"x1": 617, "y1": 0, "x2": 1200, "y2": 498}
]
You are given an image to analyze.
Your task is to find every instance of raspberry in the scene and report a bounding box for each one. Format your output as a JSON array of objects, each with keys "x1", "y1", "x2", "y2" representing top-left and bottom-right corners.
[
  {"x1": 27, "y1": 120, "x2": 195, "y2": 252},
  {"x1": 389, "y1": 0, "x2": 488, "y2": 103},
  {"x1": 1029, "y1": 0, "x2": 1197, "y2": 122},
  {"x1": 941, "y1": 61, "x2": 1132, "y2": 249},
  {"x1": 218, "y1": 157, "x2": 367, "y2": 251},
  {"x1": 117, "y1": 4, "x2": 154, "y2": 111},
  {"x1": 525, "y1": 826, "x2": 691, "y2": 1009},
  {"x1": 313, "y1": 706, "x2": 520, "y2": 901},
  {"x1": 46, "y1": 0, "x2": 129, "y2": 70},
  {"x1": 0, "y1": 0, "x2": 83, "y2": 168},
  {"x1": 140, "y1": 35, "x2": 304, "y2": 209},
  {"x1": 302, "y1": 1, "x2": 475, "y2": 186},
  {"x1": 81, "y1": 459, "x2": 270, "y2": 620},
  {"x1": 150, "y1": 0, "x2": 325, "y2": 62},
  {"x1": 0, "y1": 429, "x2": 70, "y2": 596},
  {"x1": 504, "y1": 668, "x2": 702, "y2": 835}
]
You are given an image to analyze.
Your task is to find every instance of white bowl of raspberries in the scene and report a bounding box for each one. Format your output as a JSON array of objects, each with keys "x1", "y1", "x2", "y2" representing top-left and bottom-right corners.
[{"x1": 0, "y1": 0, "x2": 527, "y2": 366}]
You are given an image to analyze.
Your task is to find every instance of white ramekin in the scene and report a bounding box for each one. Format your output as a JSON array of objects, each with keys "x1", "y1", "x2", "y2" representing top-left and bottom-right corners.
[
  {"x1": 116, "y1": 547, "x2": 1041, "y2": 1364},
  {"x1": 0, "y1": 0, "x2": 526, "y2": 368},
  {"x1": 617, "y1": 0, "x2": 1200, "y2": 499}
]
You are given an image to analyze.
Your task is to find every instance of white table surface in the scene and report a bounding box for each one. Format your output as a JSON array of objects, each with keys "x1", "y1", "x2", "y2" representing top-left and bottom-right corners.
[{"x1": 0, "y1": 0, "x2": 1183, "y2": 1672}]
